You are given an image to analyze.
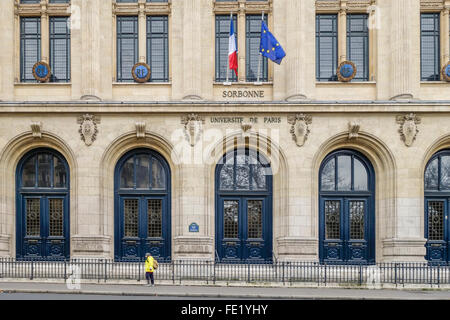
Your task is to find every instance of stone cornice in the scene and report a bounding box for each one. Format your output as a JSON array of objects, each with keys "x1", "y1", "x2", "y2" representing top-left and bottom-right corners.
[
  {"x1": 15, "y1": 0, "x2": 70, "y2": 17},
  {"x1": 113, "y1": 1, "x2": 171, "y2": 16},
  {"x1": 316, "y1": 0, "x2": 372, "y2": 13}
]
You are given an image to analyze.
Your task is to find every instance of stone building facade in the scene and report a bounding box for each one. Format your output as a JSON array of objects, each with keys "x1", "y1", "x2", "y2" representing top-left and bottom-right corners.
[{"x1": 0, "y1": 0, "x2": 450, "y2": 263}]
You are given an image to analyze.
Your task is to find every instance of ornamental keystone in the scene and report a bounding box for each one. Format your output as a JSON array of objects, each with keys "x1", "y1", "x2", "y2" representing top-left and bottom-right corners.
[
  {"x1": 287, "y1": 114, "x2": 312, "y2": 147},
  {"x1": 181, "y1": 113, "x2": 205, "y2": 147},
  {"x1": 77, "y1": 114, "x2": 100, "y2": 146},
  {"x1": 396, "y1": 113, "x2": 421, "y2": 147}
]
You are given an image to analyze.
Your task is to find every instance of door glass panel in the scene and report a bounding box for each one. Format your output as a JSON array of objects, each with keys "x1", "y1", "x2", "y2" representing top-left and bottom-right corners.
[
  {"x1": 26, "y1": 198, "x2": 40, "y2": 236},
  {"x1": 425, "y1": 157, "x2": 438, "y2": 190},
  {"x1": 124, "y1": 199, "x2": 139, "y2": 237},
  {"x1": 220, "y1": 162, "x2": 234, "y2": 190},
  {"x1": 321, "y1": 158, "x2": 335, "y2": 191},
  {"x1": 37, "y1": 154, "x2": 52, "y2": 187},
  {"x1": 224, "y1": 200, "x2": 239, "y2": 238},
  {"x1": 147, "y1": 199, "x2": 162, "y2": 238},
  {"x1": 49, "y1": 198, "x2": 64, "y2": 237},
  {"x1": 440, "y1": 156, "x2": 450, "y2": 190},
  {"x1": 22, "y1": 156, "x2": 36, "y2": 187},
  {"x1": 247, "y1": 200, "x2": 262, "y2": 239},
  {"x1": 236, "y1": 154, "x2": 250, "y2": 190},
  {"x1": 325, "y1": 200, "x2": 340, "y2": 239},
  {"x1": 428, "y1": 201, "x2": 444, "y2": 240},
  {"x1": 120, "y1": 157, "x2": 134, "y2": 188},
  {"x1": 349, "y1": 200, "x2": 365, "y2": 240},
  {"x1": 53, "y1": 156, "x2": 67, "y2": 188},
  {"x1": 136, "y1": 155, "x2": 150, "y2": 189},
  {"x1": 151, "y1": 157, "x2": 166, "y2": 190},
  {"x1": 337, "y1": 156, "x2": 351, "y2": 191},
  {"x1": 353, "y1": 159, "x2": 368, "y2": 191}
]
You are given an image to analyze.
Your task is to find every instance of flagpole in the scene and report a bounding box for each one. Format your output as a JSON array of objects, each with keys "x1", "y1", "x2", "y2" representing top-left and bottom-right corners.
[
  {"x1": 225, "y1": 12, "x2": 232, "y2": 85},
  {"x1": 255, "y1": 12, "x2": 264, "y2": 85}
]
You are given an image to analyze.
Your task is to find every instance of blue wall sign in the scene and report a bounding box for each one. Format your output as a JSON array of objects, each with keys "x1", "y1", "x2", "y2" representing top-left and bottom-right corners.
[
  {"x1": 32, "y1": 61, "x2": 51, "y2": 82},
  {"x1": 443, "y1": 62, "x2": 450, "y2": 82},
  {"x1": 189, "y1": 223, "x2": 199, "y2": 233},
  {"x1": 337, "y1": 61, "x2": 357, "y2": 82},
  {"x1": 132, "y1": 63, "x2": 151, "y2": 83}
]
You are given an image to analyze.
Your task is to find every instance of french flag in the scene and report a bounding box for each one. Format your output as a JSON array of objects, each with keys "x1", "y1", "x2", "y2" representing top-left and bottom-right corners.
[{"x1": 228, "y1": 15, "x2": 238, "y2": 77}]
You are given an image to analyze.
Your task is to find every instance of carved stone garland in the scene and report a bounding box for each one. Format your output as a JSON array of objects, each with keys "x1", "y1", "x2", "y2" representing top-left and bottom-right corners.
[
  {"x1": 181, "y1": 113, "x2": 205, "y2": 147},
  {"x1": 77, "y1": 114, "x2": 100, "y2": 146},
  {"x1": 396, "y1": 113, "x2": 421, "y2": 147},
  {"x1": 287, "y1": 114, "x2": 312, "y2": 147}
]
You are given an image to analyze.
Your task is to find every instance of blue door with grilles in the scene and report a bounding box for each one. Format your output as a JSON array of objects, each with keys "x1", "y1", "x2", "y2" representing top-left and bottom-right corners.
[
  {"x1": 114, "y1": 149, "x2": 171, "y2": 261},
  {"x1": 16, "y1": 148, "x2": 70, "y2": 260},
  {"x1": 215, "y1": 149, "x2": 273, "y2": 262}
]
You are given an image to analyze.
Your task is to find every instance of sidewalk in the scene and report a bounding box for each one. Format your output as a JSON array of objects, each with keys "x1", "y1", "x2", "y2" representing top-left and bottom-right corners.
[{"x1": 0, "y1": 281, "x2": 449, "y2": 299}]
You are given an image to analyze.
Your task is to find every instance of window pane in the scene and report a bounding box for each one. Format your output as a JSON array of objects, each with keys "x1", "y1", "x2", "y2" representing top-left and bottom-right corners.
[
  {"x1": 235, "y1": 153, "x2": 250, "y2": 190},
  {"x1": 147, "y1": 16, "x2": 169, "y2": 82},
  {"x1": 349, "y1": 200, "x2": 365, "y2": 240},
  {"x1": 421, "y1": 13, "x2": 440, "y2": 81},
  {"x1": 353, "y1": 158, "x2": 368, "y2": 191},
  {"x1": 215, "y1": 15, "x2": 238, "y2": 82},
  {"x1": 220, "y1": 161, "x2": 234, "y2": 190},
  {"x1": 316, "y1": 14, "x2": 338, "y2": 81},
  {"x1": 124, "y1": 199, "x2": 139, "y2": 238},
  {"x1": 37, "y1": 154, "x2": 52, "y2": 188},
  {"x1": 440, "y1": 156, "x2": 450, "y2": 190},
  {"x1": 53, "y1": 156, "x2": 67, "y2": 188},
  {"x1": 20, "y1": 17, "x2": 41, "y2": 82},
  {"x1": 50, "y1": 17, "x2": 70, "y2": 82},
  {"x1": 26, "y1": 198, "x2": 40, "y2": 237},
  {"x1": 49, "y1": 198, "x2": 64, "y2": 237},
  {"x1": 337, "y1": 155, "x2": 351, "y2": 191},
  {"x1": 148, "y1": 199, "x2": 162, "y2": 238},
  {"x1": 22, "y1": 156, "x2": 36, "y2": 188},
  {"x1": 246, "y1": 15, "x2": 268, "y2": 82},
  {"x1": 224, "y1": 200, "x2": 239, "y2": 238},
  {"x1": 428, "y1": 201, "x2": 444, "y2": 240},
  {"x1": 135, "y1": 155, "x2": 150, "y2": 189},
  {"x1": 247, "y1": 200, "x2": 262, "y2": 239},
  {"x1": 120, "y1": 157, "x2": 135, "y2": 188},
  {"x1": 117, "y1": 16, "x2": 138, "y2": 82},
  {"x1": 425, "y1": 157, "x2": 439, "y2": 190},
  {"x1": 49, "y1": 0, "x2": 70, "y2": 4},
  {"x1": 347, "y1": 14, "x2": 369, "y2": 81},
  {"x1": 321, "y1": 157, "x2": 335, "y2": 191},
  {"x1": 325, "y1": 200, "x2": 340, "y2": 240},
  {"x1": 151, "y1": 157, "x2": 166, "y2": 189}
]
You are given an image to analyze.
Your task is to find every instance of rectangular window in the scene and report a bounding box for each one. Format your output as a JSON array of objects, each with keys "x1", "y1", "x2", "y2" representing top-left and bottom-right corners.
[
  {"x1": 147, "y1": 16, "x2": 169, "y2": 82},
  {"x1": 421, "y1": 13, "x2": 441, "y2": 81},
  {"x1": 117, "y1": 16, "x2": 138, "y2": 82},
  {"x1": 20, "y1": 17, "x2": 41, "y2": 83},
  {"x1": 316, "y1": 14, "x2": 338, "y2": 81},
  {"x1": 215, "y1": 15, "x2": 237, "y2": 82},
  {"x1": 49, "y1": 17, "x2": 71, "y2": 82},
  {"x1": 49, "y1": 0, "x2": 70, "y2": 3},
  {"x1": 246, "y1": 15, "x2": 268, "y2": 82},
  {"x1": 21, "y1": 0, "x2": 40, "y2": 3},
  {"x1": 347, "y1": 14, "x2": 369, "y2": 81}
]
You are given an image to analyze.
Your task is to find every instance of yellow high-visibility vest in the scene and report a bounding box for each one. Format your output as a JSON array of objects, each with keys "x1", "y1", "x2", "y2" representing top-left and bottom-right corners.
[{"x1": 145, "y1": 256, "x2": 155, "y2": 272}]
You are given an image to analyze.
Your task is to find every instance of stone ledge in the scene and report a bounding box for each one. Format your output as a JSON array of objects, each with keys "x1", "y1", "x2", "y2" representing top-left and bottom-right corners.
[
  {"x1": 382, "y1": 238, "x2": 427, "y2": 262},
  {"x1": 71, "y1": 235, "x2": 112, "y2": 259},
  {"x1": 174, "y1": 236, "x2": 213, "y2": 260},
  {"x1": 276, "y1": 237, "x2": 318, "y2": 261}
]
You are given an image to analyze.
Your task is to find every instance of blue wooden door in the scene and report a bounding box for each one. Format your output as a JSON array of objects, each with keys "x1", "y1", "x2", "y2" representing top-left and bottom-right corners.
[
  {"x1": 215, "y1": 149, "x2": 273, "y2": 262},
  {"x1": 319, "y1": 150, "x2": 375, "y2": 264},
  {"x1": 17, "y1": 149, "x2": 70, "y2": 260},
  {"x1": 115, "y1": 149, "x2": 171, "y2": 261}
]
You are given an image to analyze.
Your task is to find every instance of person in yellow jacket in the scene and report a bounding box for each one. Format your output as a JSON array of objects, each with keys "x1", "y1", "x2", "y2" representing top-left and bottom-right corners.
[{"x1": 145, "y1": 253, "x2": 157, "y2": 287}]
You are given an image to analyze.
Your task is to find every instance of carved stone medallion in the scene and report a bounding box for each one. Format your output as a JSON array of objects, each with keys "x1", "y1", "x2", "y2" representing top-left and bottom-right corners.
[
  {"x1": 241, "y1": 122, "x2": 252, "y2": 138},
  {"x1": 396, "y1": 113, "x2": 421, "y2": 147},
  {"x1": 181, "y1": 113, "x2": 205, "y2": 147},
  {"x1": 287, "y1": 114, "x2": 312, "y2": 147},
  {"x1": 77, "y1": 114, "x2": 100, "y2": 146}
]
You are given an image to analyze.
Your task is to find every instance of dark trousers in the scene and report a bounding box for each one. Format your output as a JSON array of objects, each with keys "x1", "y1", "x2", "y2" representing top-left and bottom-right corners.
[{"x1": 146, "y1": 272, "x2": 154, "y2": 285}]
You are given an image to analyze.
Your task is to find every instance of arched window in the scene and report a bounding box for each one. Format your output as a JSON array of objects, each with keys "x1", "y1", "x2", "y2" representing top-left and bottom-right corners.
[
  {"x1": 16, "y1": 148, "x2": 70, "y2": 259},
  {"x1": 114, "y1": 149, "x2": 171, "y2": 261},
  {"x1": 215, "y1": 149, "x2": 272, "y2": 262},
  {"x1": 424, "y1": 150, "x2": 450, "y2": 262},
  {"x1": 319, "y1": 149, "x2": 375, "y2": 264}
]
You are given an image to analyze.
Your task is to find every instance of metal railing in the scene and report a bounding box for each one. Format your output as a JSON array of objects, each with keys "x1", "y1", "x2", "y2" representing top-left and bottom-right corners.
[{"x1": 0, "y1": 258, "x2": 449, "y2": 287}]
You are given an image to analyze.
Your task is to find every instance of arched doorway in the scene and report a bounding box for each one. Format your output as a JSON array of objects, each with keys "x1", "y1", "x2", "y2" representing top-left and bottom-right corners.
[
  {"x1": 114, "y1": 149, "x2": 171, "y2": 261},
  {"x1": 215, "y1": 148, "x2": 273, "y2": 262},
  {"x1": 424, "y1": 150, "x2": 450, "y2": 262},
  {"x1": 319, "y1": 149, "x2": 375, "y2": 264},
  {"x1": 16, "y1": 148, "x2": 70, "y2": 259}
]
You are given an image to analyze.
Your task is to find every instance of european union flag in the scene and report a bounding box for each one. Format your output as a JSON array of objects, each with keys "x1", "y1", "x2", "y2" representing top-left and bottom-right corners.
[{"x1": 259, "y1": 21, "x2": 286, "y2": 65}]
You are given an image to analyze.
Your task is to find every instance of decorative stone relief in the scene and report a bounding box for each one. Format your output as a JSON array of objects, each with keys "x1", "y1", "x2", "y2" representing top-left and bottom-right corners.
[
  {"x1": 135, "y1": 121, "x2": 146, "y2": 139},
  {"x1": 77, "y1": 114, "x2": 100, "y2": 146},
  {"x1": 287, "y1": 114, "x2": 312, "y2": 147},
  {"x1": 396, "y1": 113, "x2": 421, "y2": 147},
  {"x1": 181, "y1": 113, "x2": 204, "y2": 147},
  {"x1": 241, "y1": 122, "x2": 252, "y2": 138},
  {"x1": 348, "y1": 121, "x2": 361, "y2": 140},
  {"x1": 30, "y1": 121, "x2": 42, "y2": 138}
]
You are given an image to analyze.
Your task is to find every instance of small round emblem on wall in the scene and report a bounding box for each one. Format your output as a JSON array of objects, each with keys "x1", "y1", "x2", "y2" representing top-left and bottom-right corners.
[
  {"x1": 442, "y1": 62, "x2": 450, "y2": 82},
  {"x1": 337, "y1": 60, "x2": 357, "y2": 82},
  {"x1": 132, "y1": 62, "x2": 151, "y2": 83},
  {"x1": 32, "y1": 61, "x2": 51, "y2": 82}
]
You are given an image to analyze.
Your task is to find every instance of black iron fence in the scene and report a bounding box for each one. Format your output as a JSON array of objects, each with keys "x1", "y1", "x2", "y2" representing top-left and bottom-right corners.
[{"x1": 0, "y1": 258, "x2": 449, "y2": 287}]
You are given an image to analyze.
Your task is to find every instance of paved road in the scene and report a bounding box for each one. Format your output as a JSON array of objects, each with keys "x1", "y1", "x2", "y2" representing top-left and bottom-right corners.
[{"x1": 0, "y1": 282, "x2": 449, "y2": 300}]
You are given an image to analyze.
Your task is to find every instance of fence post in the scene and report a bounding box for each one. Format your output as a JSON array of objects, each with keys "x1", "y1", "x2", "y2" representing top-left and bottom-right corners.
[
  {"x1": 104, "y1": 259, "x2": 107, "y2": 282},
  {"x1": 172, "y1": 260, "x2": 175, "y2": 284},
  {"x1": 213, "y1": 260, "x2": 216, "y2": 285},
  {"x1": 30, "y1": 259, "x2": 34, "y2": 280},
  {"x1": 64, "y1": 259, "x2": 67, "y2": 281},
  {"x1": 247, "y1": 260, "x2": 250, "y2": 283},
  {"x1": 394, "y1": 263, "x2": 397, "y2": 286},
  {"x1": 359, "y1": 264, "x2": 362, "y2": 286}
]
